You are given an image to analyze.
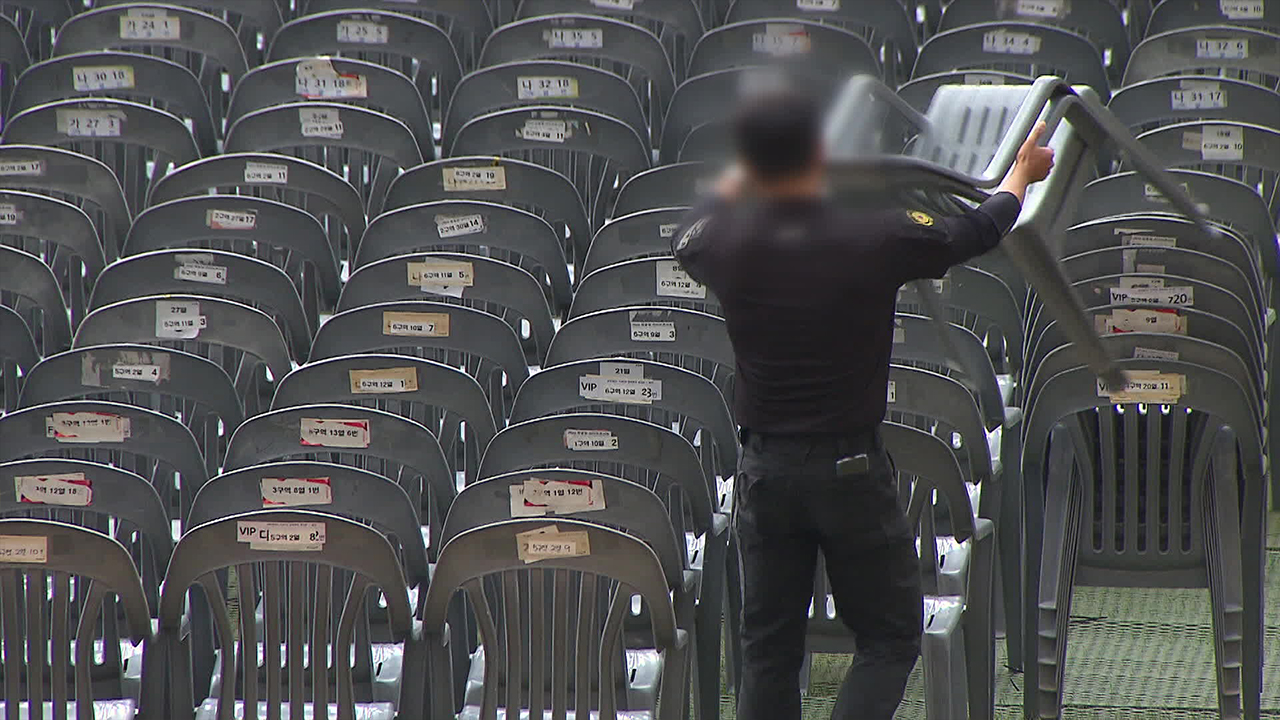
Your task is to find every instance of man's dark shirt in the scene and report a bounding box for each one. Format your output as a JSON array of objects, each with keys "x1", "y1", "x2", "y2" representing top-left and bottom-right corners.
[{"x1": 673, "y1": 192, "x2": 1022, "y2": 436}]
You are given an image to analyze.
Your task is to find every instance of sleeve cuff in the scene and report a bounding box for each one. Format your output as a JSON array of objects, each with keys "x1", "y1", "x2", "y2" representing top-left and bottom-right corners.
[{"x1": 977, "y1": 191, "x2": 1022, "y2": 236}]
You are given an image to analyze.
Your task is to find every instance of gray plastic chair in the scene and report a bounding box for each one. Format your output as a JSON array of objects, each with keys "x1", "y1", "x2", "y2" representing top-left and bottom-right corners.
[
  {"x1": 450, "y1": 105, "x2": 653, "y2": 236},
  {"x1": 0, "y1": 307, "x2": 37, "y2": 414},
  {"x1": 340, "y1": 252, "x2": 556, "y2": 366},
  {"x1": 0, "y1": 98, "x2": 201, "y2": 218},
  {"x1": 0, "y1": 12, "x2": 27, "y2": 117},
  {"x1": 0, "y1": 145, "x2": 132, "y2": 258},
  {"x1": 272, "y1": 354, "x2": 497, "y2": 491},
  {"x1": 223, "y1": 101, "x2": 425, "y2": 218},
  {"x1": 938, "y1": 0, "x2": 1130, "y2": 85},
  {"x1": 724, "y1": 0, "x2": 918, "y2": 83},
  {"x1": 146, "y1": 152, "x2": 365, "y2": 272},
  {"x1": 221, "y1": 406, "x2": 453, "y2": 543},
  {"x1": 443, "y1": 59, "x2": 650, "y2": 150},
  {"x1": 123, "y1": 194, "x2": 340, "y2": 315},
  {"x1": 1132, "y1": 121, "x2": 1280, "y2": 215},
  {"x1": 1147, "y1": 0, "x2": 1280, "y2": 35},
  {"x1": 94, "y1": 0, "x2": 281, "y2": 66},
  {"x1": 1109, "y1": 77, "x2": 1280, "y2": 136},
  {"x1": 571, "y1": 257, "x2": 721, "y2": 318},
  {"x1": 73, "y1": 294, "x2": 293, "y2": 416},
  {"x1": 581, "y1": 207, "x2": 689, "y2": 277},
  {"x1": 419, "y1": 518, "x2": 690, "y2": 720},
  {"x1": 612, "y1": 162, "x2": 707, "y2": 218},
  {"x1": 11, "y1": 50, "x2": 216, "y2": 156},
  {"x1": 1122, "y1": 26, "x2": 1280, "y2": 89},
  {"x1": 896, "y1": 70, "x2": 1037, "y2": 114},
  {"x1": 354, "y1": 200, "x2": 572, "y2": 316},
  {"x1": 516, "y1": 0, "x2": 704, "y2": 78},
  {"x1": 479, "y1": 14, "x2": 676, "y2": 122},
  {"x1": 91, "y1": 249, "x2": 313, "y2": 364},
  {"x1": 304, "y1": 0, "x2": 491, "y2": 71},
  {"x1": 0, "y1": 518, "x2": 154, "y2": 720},
  {"x1": 1021, "y1": 359, "x2": 1263, "y2": 718},
  {"x1": 384, "y1": 157, "x2": 591, "y2": 269},
  {"x1": 912, "y1": 22, "x2": 1112, "y2": 101},
  {"x1": 0, "y1": 244, "x2": 72, "y2": 355},
  {"x1": 268, "y1": 9, "x2": 462, "y2": 131},
  {"x1": 687, "y1": 19, "x2": 881, "y2": 80},
  {"x1": 0, "y1": 189, "x2": 104, "y2": 328},
  {"x1": 546, "y1": 306, "x2": 735, "y2": 400},
  {"x1": 309, "y1": 300, "x2": 530, "y2": 424},
  {"x1": 891, "y1": 313, "x2": 1015, "y2": 431},
  {"x1": 142, "y1": 509, "x2": 427, "y2": 720},
  {"x1": 0, "y1": 399, "x2": 208, "y2": 527},
  {"x1": 17, "y1": 343, "x2": 242, "y2": 477},
  {"x1": 896, "y1": 264, "x2": 1026, "y2": 378},
  {"x1": 228, "y1": 56, "x2": 434, "y2": 148}
]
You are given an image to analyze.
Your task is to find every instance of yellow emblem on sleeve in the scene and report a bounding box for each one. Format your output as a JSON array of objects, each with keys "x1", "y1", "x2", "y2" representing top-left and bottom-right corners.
[{"x1": 908, "y1": 211, "x2": 935, "y2": 227}]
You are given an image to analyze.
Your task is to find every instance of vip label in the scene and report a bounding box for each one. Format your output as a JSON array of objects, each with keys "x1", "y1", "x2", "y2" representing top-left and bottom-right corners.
[
  {"x1": 236, "y1": 521, "x2": 326, "y2": 551},
  {"x1": 299, "y1": 418, "x2": 371, "y2": 448},
  {"x1": 15, "y1": 473, "x2": 92, "y2": 506},
  {"x1": 578, "y1": 375, "x2": 662, "y2": 404},
  {"x1": 1109, "y1": 285, "x2": 1194, "y2": 306},
  {"x1": 1098, "y1": 371, "x2": 1185, "y2": 404}
]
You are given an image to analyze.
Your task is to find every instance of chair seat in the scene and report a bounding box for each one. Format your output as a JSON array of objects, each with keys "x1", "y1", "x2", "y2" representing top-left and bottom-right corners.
[
  {"x1": 195, "y1": 699, "x2": 396, "y2": 720},
  {"x1": 462, "y1": 647, "x2": 663, "y2": 713},
  {"x1": 0, "y1": 700, "x2": 136, "y2": 720}
]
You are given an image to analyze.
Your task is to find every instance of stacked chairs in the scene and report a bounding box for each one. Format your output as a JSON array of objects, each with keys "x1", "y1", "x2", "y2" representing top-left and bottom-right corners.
[{"x1": 0, "y1": 1, "x2": 1275, "y2": 719}]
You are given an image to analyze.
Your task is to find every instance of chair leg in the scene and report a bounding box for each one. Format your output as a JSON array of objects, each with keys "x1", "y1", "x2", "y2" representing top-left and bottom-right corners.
[
  {"x1": 963, "y1": 529, "x2": 996, "y2": 720},
  {"x1": 696, "y1": 532, "x2": 728, "y2": 720},
  {"x1": 1030, "y1": 428, "x2": 1082, "y2": 720},
  {"x1": 725, "y1": 530, "x2": 744, "y2": 698},
  {"x1": 1205, "y1": 427, "x2": 1247, "y2": 720},
  {"x1": 999, "y1": 431, "x2": 1025, "y2": 672}
]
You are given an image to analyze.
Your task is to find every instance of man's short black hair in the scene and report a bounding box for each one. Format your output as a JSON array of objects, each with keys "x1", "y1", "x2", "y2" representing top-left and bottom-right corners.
[{"x1": 732, "y1": 89, "x2": 821, "y2": 180}]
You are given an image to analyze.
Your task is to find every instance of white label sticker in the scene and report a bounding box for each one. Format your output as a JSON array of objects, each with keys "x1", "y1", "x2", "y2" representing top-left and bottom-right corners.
[
  {"x1": 1201, "y1": 125, "x2": 1244, "y2": 160},
  {"x1": 887, "y1": 380, "x2": 896, "y2": 403},
  {"x1": 46, "y1": 412, "x2": 131, "y2": 443},
  {"x1": 893, "y1": 323, "x2": 905, "y2": 343},
  {"x1": 1098, "y1": 371, "x2": 1185, "y2": 403},
  {"x1": 1197, "y1": 37, "x2": 1249, "y2": 59},
  {"x1": 299, "y1": 418, "x2": 371, "y2": 448},
  {"x1": 0, "y1": 536, "x2": 47, "y2": 564},
  {"x1": 72, "y1": 65, "x2": 135, "y2": 91},
  {"x1": 659, "y1": 223, "x2": 680, "y2": 238},
  {"x1": 261, "y1": 477, "x2": 333, "y2": 507},
  {"x1": 57, "y1": 109, "x2": 125, "y2": 137},
  {"x1": 295, "y1": 59, "x2": 368, "y2": 99},
  {"x1": 564, "y1": 429, "x2": 619, "y2": 451},
  {"x1": 1171, "y1": 82, "x2": 1226, "y2": 110},
  {"x1": 547, "y1": 28, "x2": 603, "y2": 49},
  {"x1": 442, "y1": 166, "x2": 506, "y2": 191},
  {"x1": 0, "y1": 160, "x2": 43, "y2": 176},
  {"x1": 120, "y1": 13, "x2": 179, "y2": 40},
  {"x1": 1122, "y1": 234, "x2": 1177, "y2": 248},
  {"x1": 510, "y1": 479, "x2": 606, "y2": 517},
  {"x1": 982, "y1": 29, "x2": 1041, "y2": 54},
  {"x1": 15, "y1": 473, "x2": 92, "y2": 506},
  {"x1": 797, "y1": 0, "x2": 839, "y2": 9},
  {"x1": 174, "y1": 263, "x2": 228, "y2": 285},
  {"x1": 579, "y1": 374, "x2": 662, "y2": 404},
  {"x1": 408, "y1": 259, "x2": 474, "y2": 291},
  {"x1": 383, "y1": 310, "x2": 450, "y2": 337},
  {"x1": 1109, "y1": 285, "x2": 1194, "y2": 306},
  {"x1": 591, "y1": 0, "x2": 634, "y2": 7},
  {"x1": 753, "y1": 24, "x2": 812, "y2": 56},
  {"x1": 155, "y1": 300, "x2": 206, "y2": 339},
  {"x1": 1099, "y1": 309, "x2": 1186, "y2": 334},
  {"x1": 349, "y1": 367, "x2": 418, "y2": 394},
  {"x1": 630, "y1": 320, "x2": 676, "y2": 341},
  {"x1": 434, "y1": 213, "x2": 486, "y2": 238},
  {"x1": 236, "y1": 521, "x2": 326, "y2": 551},
  {"x1": 1220, "y1": 0, "x2": 1264, "y2": 19},
  {"x1": 337, "y1": 20, "x2": 389, "y2": 45},
  {"x1": 300, "y1": 107, "x2": 343, "y2": 138},
  {"x1": 518, "y1": 76, "x2": 579, "y2": 99},
  {"x1": 516, "y1": 525, "x2": 591, "y2": 563},
  {"x1": 655, "y1": 260, "x2": 707, "y2": 299},
  {"x1": 1134, "y1": 347, "x2": 1181, "y2": 361},
  {"x1": 1015, "y1": 0, "x2": 1065, "y2": 17},
  {"x1": 205, "y1": 208, "x2": 257, "y2": 230},
  {"x1": 1119, "y1": 276, "x2": 1164, "y2": 289},
  {"x1": 112, "y1": 363, "x2": 162, "y2": 382},
  {"x1": 0, "y1": 204, "x2": 21, "y2": 225},
  {"x1": 244, "y1": 161, "x2": 288, "y2": 184},
  {"x1": 519, "y1": 119, "x2": 569, "y2": 143},
  {"x1": 600, "y1": 362, "x2": 644, "y2": 377}
]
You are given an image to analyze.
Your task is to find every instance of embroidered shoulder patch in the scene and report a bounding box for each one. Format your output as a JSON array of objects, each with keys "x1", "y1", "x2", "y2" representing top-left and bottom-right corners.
[
  {"x1": 676, "y1": 217, "x2": 708, "y2": 252},
  {"x1": 908, "y1": 211, "x2": 935, "y2": 227}
]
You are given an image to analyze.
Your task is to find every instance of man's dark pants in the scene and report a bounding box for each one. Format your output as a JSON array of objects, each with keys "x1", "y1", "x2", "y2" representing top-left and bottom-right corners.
[{"x1": 734, "y1": 426, "x2": 923, "y2": 720}]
